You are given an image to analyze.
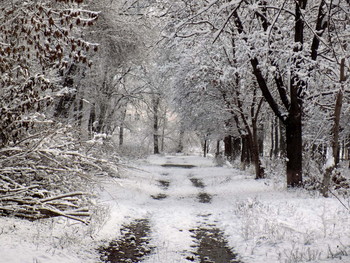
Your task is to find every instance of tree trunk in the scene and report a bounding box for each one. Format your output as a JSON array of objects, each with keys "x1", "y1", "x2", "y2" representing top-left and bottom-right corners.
[
  {"x1": 321, "y1": 166, "x2": 332, "y2": 198},
  {"x1": 161, "y1": 109, "x2": 167, "y2": 152},
  {"x1": 252, "y1": 120, "x2": 265, "y2": 179},
  {"x1": 215, "y1": 140, "x2": 220, "y2": 157},
  {"x1": 54, "y1": 64, "x2": 77, "y2": 118},
  {"x1": 322, "y1": 58, "x2": 345, "y2": 196},
  {"x1": 274, "y1": 117, "x2": 279, "y2": 157},
  {"x1": 224, "y1": 135, "x2": 233, "y2": 160},
  {"x1": 119, "y1": 108, "x2": 127, "y2": 147},
  {"x1": 284, "y1": 0, "x2": 306, "y2": 187},
  {"x1": 88, "y1": 103, "x2": 96, "y2": 138},
  {"x1": 73, "y1": 97, "x2": 83, "y2": 126},
  {"x1": 241, "y1": 135, "x2": 251, "y2": 168},
  {"x1": 286, "y1": 111, "x2": 303, "y2": 187},
  {"x1": 153, "y1": 96, "x2": 160, "y2": 154},
  {"x1": 270, "y1": 118, "x2": 274, "y2": 158},
  {"x1": 332, "y1": 90, "x2": 343, "y2": 167},
  {"x1": 177, "y1": 129, "x2": 184, "y2": 153},
  {"x1": 279, "y1": 118, "x2": 287, "y2": 157},
  {"x1": 258, "y1": 125, "x2": 264, "y2": 156},
  {"x1": 232, "y1": 137, "x2": 241, "y2": 160},
  {"x1": 96, "y1": 103, "x2": 107, "y2": 133},
  {"x1": 203, "y1": 139, "x2": 208, "y2": 157},
  {"x1": 332, "y1": 58, "x2": 345, "y2": 166},
  {"x1": 119, "y1": 125, "x2": 124, "y2": 147}
]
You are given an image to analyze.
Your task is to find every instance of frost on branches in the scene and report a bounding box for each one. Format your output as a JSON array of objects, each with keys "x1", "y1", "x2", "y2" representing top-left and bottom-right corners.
[{"x1": 0, "y1": 0, "x2": 106, "y2": 223}]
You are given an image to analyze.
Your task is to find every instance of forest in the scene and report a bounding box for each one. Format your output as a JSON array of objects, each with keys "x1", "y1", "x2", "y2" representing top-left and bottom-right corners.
[{"x1": 0, "y1": 0, "x2": 350, "y2": 262}]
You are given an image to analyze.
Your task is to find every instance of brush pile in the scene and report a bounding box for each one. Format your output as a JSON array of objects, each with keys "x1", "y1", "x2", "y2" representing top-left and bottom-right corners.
[{"x1": 0, "y1": 127, "x2": 117, "y2": 224}]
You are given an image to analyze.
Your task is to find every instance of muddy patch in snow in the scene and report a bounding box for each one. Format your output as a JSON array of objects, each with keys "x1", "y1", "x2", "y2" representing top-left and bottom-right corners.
[
  {"x1": 158, "y1": 179, "x2": 170, "y2": 190},
  {"x1": 188, "y1": 215, "x2": 241, "y2": 263},
  {"x1": 190, "y1": 178, "x2": 205, "y2": 188},
  {"x1": 151, "y1": 193, "x2": 168, "y2": 200},
  {"x1": 189, "y1": 177, "x2": 212, "y2": 203},
  {"x1": 197, "y1": 192, "x2": 212, "y2": 203},
  {"x1": 98, "y1": 219, "x2": 154, "y2": 263}
]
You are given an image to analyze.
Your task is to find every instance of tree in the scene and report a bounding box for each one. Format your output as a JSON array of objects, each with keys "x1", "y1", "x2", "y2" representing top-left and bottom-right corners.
[
  {"x1": 0, "y1": 0, "x2": 98, "y2": 146},
  {"x1": 166, "y1": 0, "x2": 349, "y2": 187}
]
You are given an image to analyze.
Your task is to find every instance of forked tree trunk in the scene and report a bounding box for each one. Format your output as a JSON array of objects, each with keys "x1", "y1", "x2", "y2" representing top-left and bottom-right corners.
[
  {"x1": 322, "y1": 58, "x2": 345, "y2": 197},
  {"x1": 284, "y1": 0, "x2": 307, "y2": 187}
]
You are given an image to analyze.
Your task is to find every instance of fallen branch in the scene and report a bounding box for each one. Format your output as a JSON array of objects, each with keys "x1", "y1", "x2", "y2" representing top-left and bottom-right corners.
[
  {"x1": 41, "y1": 192, "x2": 88, "y2": 202},
  {"x1": 38, "y1": 205, "x2": 89, "y2": 224}
]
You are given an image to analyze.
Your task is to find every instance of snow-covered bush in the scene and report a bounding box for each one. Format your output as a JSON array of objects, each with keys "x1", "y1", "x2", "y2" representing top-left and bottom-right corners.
[{"x1": 0, "y1": 125, "x2": 116, "y2": 224}]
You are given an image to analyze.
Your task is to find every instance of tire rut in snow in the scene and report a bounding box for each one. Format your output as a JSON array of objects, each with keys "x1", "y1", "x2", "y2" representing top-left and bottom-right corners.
[
  {"x1": 98, "y1": 219, "x2": 154, "y2": 263},
  {"x1": 189, "y1": 177, "x2": 212, "y2": 203},
  {"x1": 187, "y1": 215, "x2": 242, "y2": 263},
  {"x1": 161, "y1": 164, "x2": 196, "y2": 169},
  {"x1": 151, "y1": 179, "x2": 170, "y2": 200}
]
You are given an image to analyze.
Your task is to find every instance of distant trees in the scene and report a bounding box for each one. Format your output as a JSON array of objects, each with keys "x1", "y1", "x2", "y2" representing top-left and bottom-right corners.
[{"x1": 49, "y1": 0, "x2": 160, "y2": 151}]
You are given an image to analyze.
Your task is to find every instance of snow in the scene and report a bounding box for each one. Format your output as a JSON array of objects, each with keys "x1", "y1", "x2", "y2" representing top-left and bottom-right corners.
[{"x1": 1, "y1": 154, "x2": 350, "y2": 262}]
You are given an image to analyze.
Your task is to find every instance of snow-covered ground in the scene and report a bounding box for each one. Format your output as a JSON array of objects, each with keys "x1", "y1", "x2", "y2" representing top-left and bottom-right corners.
[{"x1": 1, "y1": 154, "x2": 349, "y2": 263}]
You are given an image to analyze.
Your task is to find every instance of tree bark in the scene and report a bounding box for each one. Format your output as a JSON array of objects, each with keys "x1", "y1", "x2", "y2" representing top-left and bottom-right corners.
[
  {"x1": 216, "y1": 140, "x2": 220, "y2": 157},
  {"x1": 252, "y1": 120, "x2": 265, "y2": 179},
  {"x1": 241, "y1": 135, "x2": 251, "y2": 168},
  {"x1": 177, "y1": 129, "x2": 184, "y2": 153},
  {"x1": 284, "y1": 0, "x2": 307, "y2": 187},
  {"x1": 279, "y1": 118, "x2": 286, "y2": 157},
  {"x1": 274, "y1": 118, "x2": 279, "y2": 157},
  {"x1": 119, "y1": 108, "x2": 127, "y2": 147},
  {"x1": 224, "y1": 135, "x2": 233, "y2": 160},
  {"x1": 232, "y1": 137, "x2": 241, "y2": 160},
  {"x1": 203, "y1": 139, "x2": 208, "y2": 157},
  {"x1": 322, "y1": 59, "x2": 346, "y2": 196},
  {"x1": 332, "y1": 89, "x2": 343, "y2": 166},
  {"x1": 96, "y1": 102, "x2": 107, "y2": 133},
  {"x1": 153, "y1": 96, "x2": 160, "y2": 154},
  {"x1": 333, "y1": 58, "x2": 345, "y2": 166},
  {"x1": 54, "y1": 64, "x2": 77, "y2": 118},
  {"x1": 286, "y1": 112, "x2": 303, "y2": 187},
  {"x1": 88, "y1": 103, "x2": 96, "y2": 137},
  {"x1": 258, "y1": 125, "x2": 264, "y2": 156}
]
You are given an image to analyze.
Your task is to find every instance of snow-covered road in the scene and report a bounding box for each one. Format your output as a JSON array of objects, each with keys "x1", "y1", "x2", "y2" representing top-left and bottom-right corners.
[
  {"x1": 99, "y1": 154, "x2": 245, "y2": 262},
  {"x1": 1, "y1": 154, "x2": 349, "y2": 263}
]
